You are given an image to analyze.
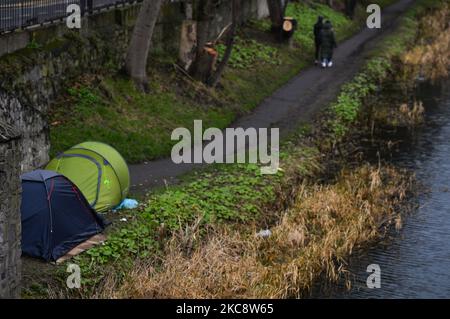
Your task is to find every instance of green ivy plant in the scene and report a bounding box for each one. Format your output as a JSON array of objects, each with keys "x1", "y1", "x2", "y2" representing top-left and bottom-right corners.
[{"x1": 216, "y1": 37, "x2": 281, "y2": 69}]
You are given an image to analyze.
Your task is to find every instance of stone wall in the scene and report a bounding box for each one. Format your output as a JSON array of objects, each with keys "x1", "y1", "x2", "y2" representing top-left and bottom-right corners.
[
  {"x1": 0, "y1": 6, "x2": 140, "y2": 172},
  {"x1": 0, "y1": 0, "x2": 267, "y2": 172},
  {"x1": 0, "y1": 121, "x2": 21, "y2": 298},
  {"x1": 0, "y1": 2, "x2": 184, "y2": 171},
  {"x1": 0, "y1": 0, "x2": 269, "y2": 59},
  {"x1": 0, "y1": 6, "x2": 137, "y2": 172},
  {"x1": 0, "y1": 0, "x2": 268, "y2": 298}
]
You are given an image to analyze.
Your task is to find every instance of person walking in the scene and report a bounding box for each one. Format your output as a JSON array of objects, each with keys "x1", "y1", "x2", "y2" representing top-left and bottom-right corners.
[
  {"x1": 313, "y1": 16, "x2": 324, "y2": 65},
  {"x1": 319, "y1": 20, "x2": 337, "y2": 68}
]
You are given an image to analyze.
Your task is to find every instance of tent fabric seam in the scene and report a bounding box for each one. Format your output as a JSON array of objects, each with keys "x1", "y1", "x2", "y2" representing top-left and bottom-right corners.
[
  {"x1": 70, "y1": 146, "x2": 125, "y2": 197},
  {"x1": 57, "y1": 153, "x2": 103, "y2": 207}
]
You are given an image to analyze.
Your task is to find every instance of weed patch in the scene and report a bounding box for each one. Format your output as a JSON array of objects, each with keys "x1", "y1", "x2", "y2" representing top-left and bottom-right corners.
[
  {"x1": 105, "y1": 165, "x2": 412, "y2": 299},
  {"x1": 327, "y1": 0, "x2": 448, "y2": 139}
]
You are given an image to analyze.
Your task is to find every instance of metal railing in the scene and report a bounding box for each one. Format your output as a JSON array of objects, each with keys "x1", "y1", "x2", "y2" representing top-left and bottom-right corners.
[{"x1": 0, "y1": 0, "x2": 141, "y2": 34}]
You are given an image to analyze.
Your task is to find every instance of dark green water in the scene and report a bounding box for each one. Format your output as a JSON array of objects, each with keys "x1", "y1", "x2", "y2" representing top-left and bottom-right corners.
[{"x1": 314, "y1": 78, "x2": 450, "y2": 298}]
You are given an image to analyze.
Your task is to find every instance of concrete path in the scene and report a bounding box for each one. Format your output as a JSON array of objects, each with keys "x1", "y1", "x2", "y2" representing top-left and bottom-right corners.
[{"x1": 129, "y1": 0, "x2": 415, "y2": 193}]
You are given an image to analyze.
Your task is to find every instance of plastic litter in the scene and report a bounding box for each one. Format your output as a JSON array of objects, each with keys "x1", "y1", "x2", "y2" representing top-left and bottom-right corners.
[
  {"x1": 113, "y1": 198, "x2": 139, "y2": 212},
  {"x1": 256, "y1": 229, "x2": 272, "y2": 238}
]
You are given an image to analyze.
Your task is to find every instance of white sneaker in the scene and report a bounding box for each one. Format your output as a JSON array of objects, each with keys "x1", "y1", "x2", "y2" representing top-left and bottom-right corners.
[
  {"x1": 321, "y1": 61, "x2": 327, "y2": 68},
  {"x1": 328, "y1": 61, "x2": 333, "y2": 67}
]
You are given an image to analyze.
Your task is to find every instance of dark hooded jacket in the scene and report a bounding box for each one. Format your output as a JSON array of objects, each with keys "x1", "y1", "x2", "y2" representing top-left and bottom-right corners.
[
  {"x1": 320, "y1": 22, "x2": 337, "y2": 58},
  {"x1": 313, "y1": 17, "x2": 324, "y2": 44}
]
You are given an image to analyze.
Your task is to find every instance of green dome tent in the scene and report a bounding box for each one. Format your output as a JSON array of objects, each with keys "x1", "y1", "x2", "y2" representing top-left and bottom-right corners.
[{"x1": 46, "y1": 142, "x2": 130, "y2": 212}]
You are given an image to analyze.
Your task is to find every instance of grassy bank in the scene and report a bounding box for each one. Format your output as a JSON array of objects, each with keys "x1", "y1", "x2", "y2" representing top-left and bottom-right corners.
[
  {"x1": 329, "y1": 0, "x2": 450, "y2": 132},
  {"x1": 23, "y1": 0, "x2": 450, "y2": 299},
  {"x1": 102, "y1": 165, "x2": 411, "y2": 298},
  {"x1": 49, "y1": 1, "x2": 357, "y2": 163}
]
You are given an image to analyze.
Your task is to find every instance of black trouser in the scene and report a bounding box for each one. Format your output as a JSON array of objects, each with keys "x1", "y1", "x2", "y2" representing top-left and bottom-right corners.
[
  {"x1": 315, "y1": 40, "x2": 321, "y2": 61},
  {"x1": 321, "y1": 48, "x2": 333, "y2": 62},
  {"x1": 323, "y1": 52, "x2": 333, "y2": 61}
]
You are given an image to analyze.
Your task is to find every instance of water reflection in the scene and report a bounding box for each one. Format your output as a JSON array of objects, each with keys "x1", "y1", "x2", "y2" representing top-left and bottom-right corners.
[{"x1": 313, "y1": 79, "x2": 450, "y2": 298}]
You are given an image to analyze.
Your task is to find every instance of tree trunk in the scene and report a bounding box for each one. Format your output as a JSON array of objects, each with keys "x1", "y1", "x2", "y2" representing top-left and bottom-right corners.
[
  {"x1": 267, "y1": 0, "x2": 290, "y2": 43},
  {"x1": 125, "y1": 0, "x2": 163, "y2": 91},
  {"x1": 267, "y1": 0, "x2": 287, "y2": 33},
  {"x1": 189, "y1": 0, "x2": 216, "y2": 82},
  {"x1": 207, "y1": 0, "x2": 239, "y2": 87},
  {"x1": 267, "y1": 0, "x2": 283, "y2": 32},
  {"x1": 344, "y1": 0, "x2": 357, "y2": 18}
]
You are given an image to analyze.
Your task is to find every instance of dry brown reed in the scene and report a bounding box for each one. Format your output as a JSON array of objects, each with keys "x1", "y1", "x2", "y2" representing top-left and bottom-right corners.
[
  {"x1": 102, "y1": 165, "x2": 412, "y2": 299},
  {"x1": 402, "y1": 3, "x2": 450, "y2": 81}
]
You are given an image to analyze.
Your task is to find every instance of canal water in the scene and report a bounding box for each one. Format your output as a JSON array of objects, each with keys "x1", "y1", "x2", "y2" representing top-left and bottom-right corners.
[{"x1": 313, "y1": 78, "x2": 450, "y2": 298}]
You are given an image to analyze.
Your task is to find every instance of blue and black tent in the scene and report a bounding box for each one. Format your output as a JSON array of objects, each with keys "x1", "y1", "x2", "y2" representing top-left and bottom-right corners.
[{"x1": 21, "y1": 170, "x2": 106, "y2": 262}]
